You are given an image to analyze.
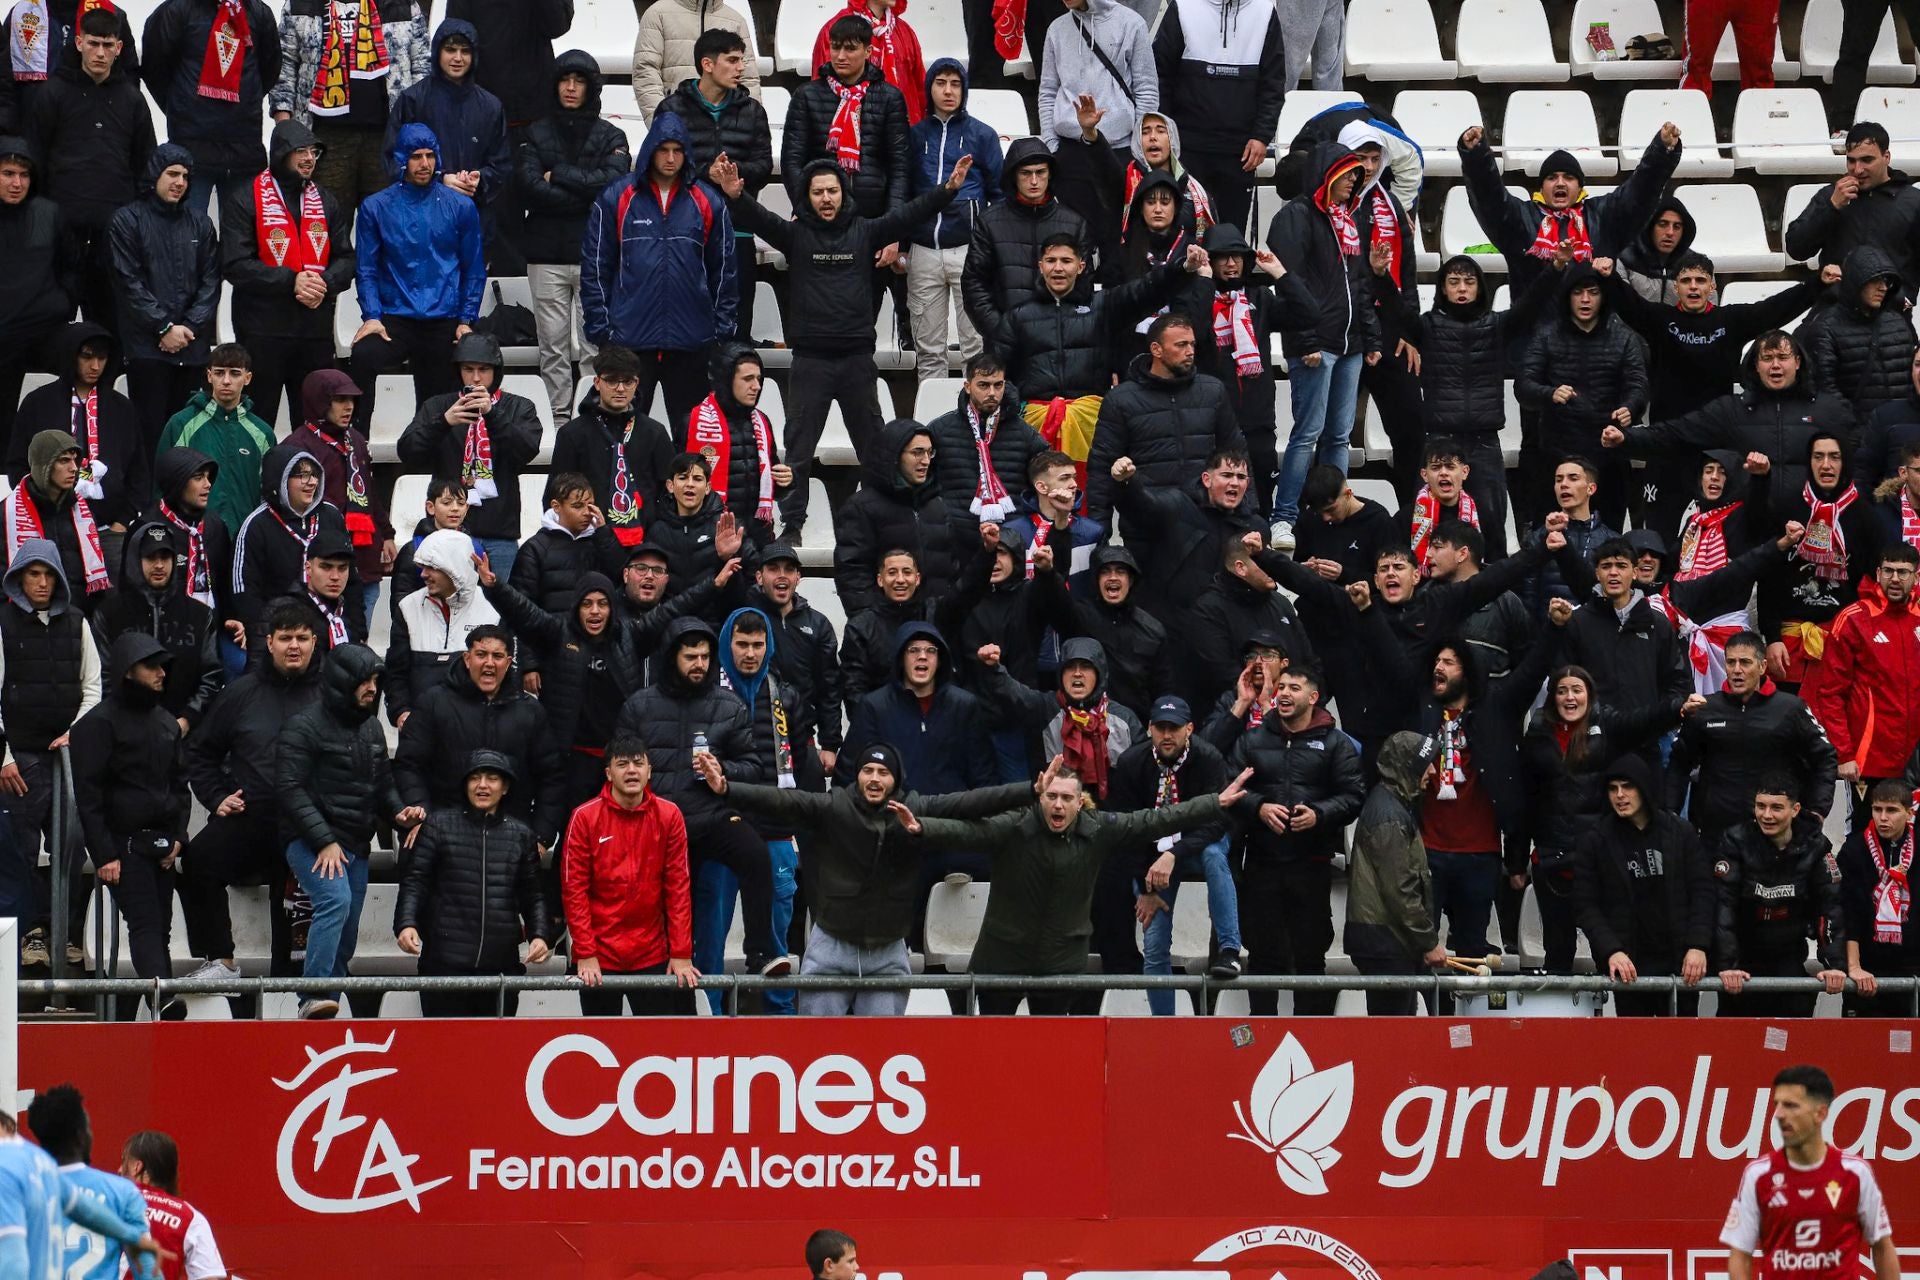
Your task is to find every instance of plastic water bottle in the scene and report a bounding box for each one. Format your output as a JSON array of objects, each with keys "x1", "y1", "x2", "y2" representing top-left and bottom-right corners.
[{"x1": 692, "y1": 732, "x2": 710, "y2": 768}]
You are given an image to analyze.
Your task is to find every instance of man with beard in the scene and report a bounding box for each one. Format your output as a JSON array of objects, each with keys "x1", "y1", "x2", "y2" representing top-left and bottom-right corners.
[
  {"x1": 1086, "y1": 314, "x2": 1242, "y2": 531},
  {"x1": 551, "y1": 344, "x2": 675, "y2": 552},
  {"x1": 1045, "y1": 545, "x2": 1170, "y2": 721}
]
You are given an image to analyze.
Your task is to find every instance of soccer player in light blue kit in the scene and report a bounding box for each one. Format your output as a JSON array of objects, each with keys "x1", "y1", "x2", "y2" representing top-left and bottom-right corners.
[
  {"x1": 26, "y1": 1087, "x2": 159, "y2": 1280},
  {"x1": 0, "y1": 1094, "x2": 160, "y2": 1280}
]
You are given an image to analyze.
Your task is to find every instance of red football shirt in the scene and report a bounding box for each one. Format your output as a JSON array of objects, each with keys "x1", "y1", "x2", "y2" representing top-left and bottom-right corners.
[
  {"x1": 130, "y1": 1186, "x2": 225, "y2": 1280},
  {"x1": 1721, "y1": 1146, "x2": 1893, "y2": 1280}
]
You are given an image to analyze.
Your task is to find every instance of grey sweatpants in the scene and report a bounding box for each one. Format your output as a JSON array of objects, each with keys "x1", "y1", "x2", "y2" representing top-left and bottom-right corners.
[
  {"x1": 797, "y1": 923, "x2": 911, "y2": 1016},
  {"x1": 1278, "y1": 0, "x2": 1345, "y2": 90}
]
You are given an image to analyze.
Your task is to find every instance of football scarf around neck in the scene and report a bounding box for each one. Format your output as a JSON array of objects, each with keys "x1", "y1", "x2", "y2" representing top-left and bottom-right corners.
[
  {"x1": 311, "y1": 426, "x2": 374, "y2": 546},
  {"x1": 461, "y1": 391, "x2": 500, "y2": 505},
  {"x1": 1799, "y1": 482, "x2": 1859, "y2": 582},
  {"x1": 69, "y1": 387, "x2": 106, "y2": 502},
  {"x1": 1409, "y1": 487, "x2": 1478, "y2": 570},
  {"x1": 1864, "y1": 823, "x2": 1913, "y2": 945},
  {"x1": 1901, "y1": 489, "x2": 1920, "y2": 550},
  {"x1": 1365, "y1": 188, "x2": 1403, "y2": 286},
  {"x1": 1528, "y1": 200, "x2": 1592, "y2": 261},
  {"x1": 966, "y1": 402, "x2": 1013, "y2": 522},
  {"x1": 307, "y1": 586, "x2": 349, "y2": 645},
  {"x1": 826, "y1": 74, "x2": 870, "y2": 173},
  {"x1": 1155, "y1": 744, "x2": 1188, "y2": 808},
  {"x1": 254, "y1": 171, "x2": 330, "y2": 272},
  {"x1": 1212, "y1": 289, "x2": 1263, "y2": 379},
  {"x1": 1675, "y1": 501, "x2": 1739, "y2": 580},
  {"x1": 688, "y1": 394, "x2": 774, "y2": 524},
  {"x1": 1057, "y1": 690, "x2": 1111, "y2": 799},
  {"x1": 6, "y1": 486, "x2": 108, "y2": 594},
  {"x1": 310, "y1": 0, "x2": 390, "y2": 117},
  {"x1": 197, "y1": 0, "x2": 250, "y2": 103},
  {"x1": 159, "y1": 499, "x2": 212, "y2": 607},
  {"x1": 1434, "y1": 709, "x2": 1465, "y2": 801},
  {"x1": 606, "y1": 418, "x2": 644, "y2": 547}
]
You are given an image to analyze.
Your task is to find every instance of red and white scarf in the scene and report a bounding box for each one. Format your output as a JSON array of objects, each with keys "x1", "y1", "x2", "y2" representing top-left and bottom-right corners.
[
  {"x1": 1900, "y1": 488, "x2": 1920, "y2": 551},
  {"x1": 306, "y1": 586, "x2": 349, "y2": 646},
  {"x1": 966, "y1": 403, "x2": 1013, "y2": 522},
  {"x1": 1528, "y1": 202, "x2": 1592, "y2": 262},
  {"x1": 1799, "y1": 483, "x2": 1859, "y2": 582},
  {"x1": 1675, "y1": 501, "x2": 1739, "y2": 581},
  {"x1": 1409, "y1": 486, "x2": 1478, "y2": 570},
  {"x1": 5, "y1": 485, "x2": 108, "y2": 594},
  {"x1": 1365, "y1": 188, "x2": 1404, "y2": 286},
  {"x1": 1120, "y1": 161, "x2": 1214, "y2": 235},
  {"x1": 310, "y1": 427, "x2": 374, "y2": 546},
  {"x1": 196, "y1": 0, "x2": 250, "y2": 103},
  {"x1": 254, "y1": 171, "x2": 330, "y2": 272},
  {"x1": 1649, "y1": 590, "x2": 1746, "y2": 696},
  {"x1": 860, "y1": 5, "x2": 906, "y2": 93},
  {"x1": 1434, "y1": 709, "x2": 1465, "y2": 800},
  {"x1": 1325, "y1": 201, "x2": 1360, "y2": 256},
  {"x1": 606, "y1": 418, "x2": 644, "y2": 546},
  {"x1": 826, "y1": 75, "x2": 870, "y2": 173},
  {"x1": 309, "y1": 0, "x2": 390, "y2": 117},
  {"x1": 687, "y1": 394, "x2": 775, "y2": 524},
  {"x1": 461, "y1": 390, "x2": 500, "y2": 505},
  {"x1": 68, "y1": 386, "x2": 106, "y2": 503},
  {"x1": 1865, "y1": 823, "x2": 1913, "y2": 945},
  {"x1": 1058, "y1": 690, "x2": 1111, "y2": 799},
  {"x1": 1212, "y1": 290, "x2": 1264, "y2": 379},
  {"x1": 158, "y1": 499, "x2": 211, "y2": 607}
]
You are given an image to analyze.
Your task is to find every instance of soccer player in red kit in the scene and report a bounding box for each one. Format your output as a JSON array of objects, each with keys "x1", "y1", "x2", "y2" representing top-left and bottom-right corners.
[
  {"x1": 1722, "y1": 1065, "x2": 1899, "y2": 1280},
  {"x1": 119, "y1": 1131, "x2": 226, "y2": 1280}
]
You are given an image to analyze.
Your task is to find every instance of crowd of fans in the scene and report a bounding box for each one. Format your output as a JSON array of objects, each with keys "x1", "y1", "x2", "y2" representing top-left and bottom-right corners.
[{"x1": 0, "y1": 0, "x2": 1914, "y2": 1021}]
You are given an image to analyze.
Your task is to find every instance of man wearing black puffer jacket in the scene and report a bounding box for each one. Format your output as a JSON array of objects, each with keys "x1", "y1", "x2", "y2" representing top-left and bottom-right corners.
[
  {"x1": 926, "y1": 355, "x2": 1046, "y2": 548},
  {"x1": 395, "y1": 626, "x2": 568, "y2": 852},
  {"x1": 277, "y1": 643, "x2": 424, "y2": 1019},
  {"x1": 1802, "y1": 244, "x2": 1917, "y2": 424},
  {"x1": 747, "y1": 546, "x2": 845, "y2": 773},
  {"x1": 834, "y1": 420, "x2": 955, "y2": 614},
  {"x1": 713, "y1": 152, "x2": 966, "y2": 535},
  {"x1": 1189, "y1": 538, "x2": 1314, "y2": 710},
  {"x1": 781, "y1": 22, "x2": 910, "y2": 220},
  {"x1": 1086, "y1": 315, "x2": 1244, "y2": 529},
  {"x1": 395, "y1": 748, "x2": 551, "y2": 1018},
  {"x1": 219, "y1": 119, "x2": 356, "y2": 428},
  {"x1": 93, "y1": 523, "x2": 222, "y2": 730},
  {"x1": 139, "y1": 0, "x2": 282, "y2": 213},
  {"x1": 1227, "y1": 662, "x2": 1366, "y2": 1015},
  {"x1": 1712, "y1": 777, "x2": 1848, "y2": 1018},
  {"x1": 69, "y1": 631, "x2": 191, "y2": 1001},
  {"x1": 612, "y1": 616, "x2": 787, "y2": 976},
  {"x1": 962, "y1": 137, "x2": 1088, "y2": 341}
]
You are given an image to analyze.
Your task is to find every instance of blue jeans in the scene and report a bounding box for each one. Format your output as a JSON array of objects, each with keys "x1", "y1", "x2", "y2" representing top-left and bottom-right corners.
[
  {"x1": 359, "y1": 581, "x2": 382, "y2": 627},
  {"x1": 691, "y1": 839, "x2": 797, "y2": 1014},
  {"x1": 1141, "y1": 835, "x2": 1241, "y2": 1017},
  {"x1": 184, "y1": 165, "x2": 250, "y2": 219},
  {"x1": 989, "y1": 728, "x2": 1028, "y2": 784},
  {"x1": 1426, "y1": 849, "x2": 1499, "y2": 960},
  {"x1": 284, "y1": 839, "x2": 369, "y2": 1005},
  {"x1": 1274, "y1": 350, "x2": 1365, "y2": 521},
  {"x1": 481, "y1": 538, "x2": 519, "y2": 584}
]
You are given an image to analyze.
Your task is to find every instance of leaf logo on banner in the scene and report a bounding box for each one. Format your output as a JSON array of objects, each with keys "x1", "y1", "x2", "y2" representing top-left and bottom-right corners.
[{"x1": 1228, "y1": 1033, "x2": 1353, "y2": 1196}]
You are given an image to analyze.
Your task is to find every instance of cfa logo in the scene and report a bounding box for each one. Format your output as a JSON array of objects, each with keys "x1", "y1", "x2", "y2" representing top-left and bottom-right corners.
[
  {"x1": 1228, "y1": 1034, "x2": 1354, "y2": 1196},
  {"x1": 274, "y1": 1031, "x2": 451, "y2": 1214}
]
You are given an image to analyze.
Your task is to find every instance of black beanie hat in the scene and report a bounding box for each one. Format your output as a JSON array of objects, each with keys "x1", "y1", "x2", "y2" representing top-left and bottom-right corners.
[
  {"x1": 859, "y1": 742, "x2": 904, "y2": 785},
  {"x1": 1540, "y1": 149, "x2": 1585, "y2": 186}
]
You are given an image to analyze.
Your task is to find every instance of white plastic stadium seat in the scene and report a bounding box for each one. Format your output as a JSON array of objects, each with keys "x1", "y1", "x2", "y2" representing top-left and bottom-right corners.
[
  {"x1": 1569, "y1": 0, "x2": 1684, "y2": 79},
  {"x1": 1856, "y1": 88, "x2": 1920, "y2": 149},
  {"x1": 1500, "y1": 91, "x2": 1616, "y2": 177},
  {"x1": 913, "y1": 1, "x2": 969, "y2": 66},
  {"x1": 1674, "y1": 184, "x2": 1784, "y2": 273},
  {"x1": 774, "y1": 0, "x2": 844, "y2": 74},
  {"x1": 1271, "y1": 90, "x2": 1363, "y2": 152},
  {"x1": 519, "y1": 472, "x2": 548, "y2": 541},
  {"x1": 1342, "y1": 0, "x2": 1455, "y2": 80},
  {"x1": 574, "y1": 0, "x2": 641, "y2": 76},
  {"x1": 797, "y1": 481, "x2": 834, "y2": 567},
  {"x1": 875, "y1": 291, "x2": 912, "y2": 371},
  {"x1": 1439, "y1": 185, "x2": 1513, "y2": 270},
  {"x1": 763, "y1": 87, "x2": 792, "y2": 175},
  {"x1": 913, "y1": 377, "x2": 964, "y2": 422},
  {"x1": 1781, "y1": 184, "x2": 1831, "y2": 267},
  {"x1": 367, "y1": 375, "x2": 415, "y2": 461},
  {"x1": 1802, "y1": 0, "x2": 1914, "y2": 85},
  {"x1": 1455, "y1": 0, "x2": 1569, "y2": 82},
  {"x1": 1731, "y1": 89, "x2": 1846, "y2": 174},
  {"x1": 1348, "y1": 478, "x2": 1399, "y2": 512},
  {"x1": 1389, "y1": 90, "x2": 1484, "y2": 179},
  {"x1": 1618, "y1": 90, "x2": 1731, "y2": 177},
  {"x1": 751, "y1": 282, "x2": 791, "y2": 367},
  {"x1": 742, "y1": 12, "x2": 773, "y2": 79},
  {"x1": 816, "y1": 403, "x2": 861, "y2": 467},
  {"x1": 1711, "y1": 25, "x2": 1799, "y2": 82},
  {"x1": 969, "y1": 89, "x2": 1035, "y2": 145},
  {"x1": 924, "y1": 882, "x2": 989, "y2": 970},
  {"x1": 390, "y1": 475, "x2": 430, "y2": 539},
  {"x1": 332, "y1": 283, "x2": 362, "y2": 359},
  {"x1": 755, "y1": 182, "x2": 793, "y2": 270},
  {"x1": 1719, "y1": 281, "x2": 1813, "y2": 332}
]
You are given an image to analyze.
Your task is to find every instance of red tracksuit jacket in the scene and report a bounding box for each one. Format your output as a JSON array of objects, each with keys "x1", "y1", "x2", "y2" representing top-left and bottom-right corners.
[{"x1": 561, "y1": 785, "x2": 693, "y2": 971}]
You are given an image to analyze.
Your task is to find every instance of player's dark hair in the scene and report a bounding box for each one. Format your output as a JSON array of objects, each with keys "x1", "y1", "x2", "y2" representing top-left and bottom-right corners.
[
  {"x1": 1038, "y1": 232, "x2": 1081, "y2": 259},
  {"x1": 1375, "y1": 543, "x2": 1416, "y2": 570},
  {"x1": 827, "y1": 14, "x2": 874, "y2": 47},
  {"x1": 1147, "y1": 312, "x2": 1194, "y2": 346},
  {"x1": 1299, "y1": 464, "x2": 1348, "y2": 513},
  {"x1": 1772, "y1": 1064, "x2": 1835, "y2": 1104},
  {"x1": 78, "y1": 8, "x2": 118, "y2": 37},
  {"x1": 1277, "y1": 661, "x2": 1322, "y2": 691},
  {"x1": 546, "y1": 471, "x2": 594, "y2": 505},
  {"x1": 26, "y1": 1084, "x2": 89, "y2": 1165},
  {"x1": 807, "y1": 1229, "x2": 858, "y2": 1277},
  {"x1": 694, "y1": 27, "x2": 746, "y2": 72},
  {"x1": 1430, "y1": 520, "x2": 1484, "y2": 566},
  {"x1": 266, "y1": 599, "x2": 321, "y2": 639},
  {"x1": 605, "y1": 734, "x2": 650, "y2": 764},
  {"x1": 669, "y1": 451, "x2": 712, "y2": 481},
  {"x1": 1753, "y1": 773, "x2": 1799, "y2": 803},
  {"x1": 426, "y1": 475, "x2": 468, "y2": 504},
  {"x1": 1672, "y1": 250, "x2": 1716, "y2": 279},
  {"x1": 1846, "y1": 121, "x2": 1891, "y2": 154},
  {"x1": 466, "y1": 624, "x2": 512, "y2": 652},
  {"x1": 1593, "y1": 537, "x2": 1637, "y2": 567},
  {"x1": 123, "y1": 1130, "x2": 181, "y2": 1194},
  {"x1": 1206, "y1": 446, "x2": 1251, "y2": 471},
  {"x1": 730, "y1": 611, "x2": 768, "y2": 638},
  {"x1": 207, "y1": 342, "x2": 251, "y2": 371},
  {"x1": 1029, "y1": 450, "x2": 1077, "y2": 484},
  {"x1": 594, "y1": 345, "x2": 643, "y2": 380},
  {"x1": 1868, "y1": 777, "x2": 1911, "y2": 808},
  {"x1": 1723, "y1": 629, "x2": 1767, "y2": 661},
  {"x1": 1556, "y1": 454, "x2": 1601, "y2": 484},
  {"x1": 1882, "y1": 541, "x2": 1920, "y2": 569},
  {"x1": 964, "y1": 352, "x2": 1004, "y2": 381},
  {"x1": 1423, "y1": 437, "x2": 1466, "y2": 467}
]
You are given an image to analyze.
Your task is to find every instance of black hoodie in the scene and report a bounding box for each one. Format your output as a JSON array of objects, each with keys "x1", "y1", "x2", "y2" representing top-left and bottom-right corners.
[
  {"x1": 220, "y1": 118, "x2": 357, "y2": 343},
  {"x1": 21, "y1": 37, "x2": 154, "y2": 229},
  {"x1": 276, "y1": 642, "x2": 405, "y2": 851},
  {"x1": 398, "y1": 332, "x2": 542, "y2": 542},
  {"x1": 444, "y1": 0, "x2": 572, "y2": 125},
  {"x1": 961, "y1": 135, "x2": 1090, "y2": 338},
  {"x1": 835, "y1": 619, "x2": 998, "y2": 793},
  {"x1": 670, "y1": 343, "x2": 787, "y2": 540},
  {"x1": 833, "y1": 419, "x2": 957, "y2": 613},
  {"x1": 1196, "y1": 222, "x2": 1314, "y2": 431},
  {"x1": 133, "y1": 446, "x2": 232, "y2": 609},
  {"x1": 991, "y1": 254, "x2": 1190, "y2": 404},
  {"x1": 728, "y1": 158, "x2": 956, "y2": 356},
  {"x1": 1750, "y1": 434, "x2": 1885, "y2": 631},
  {"x1": 1516, "y1": 261, "x2": 1650, "y2": 452},
  {"x1": 1571, "y1": 753, "x2": 1716, "y2": 972},
  {"x1": 229, "y1": 439, "x2": 360, "y2": 649},
  {"x1": 0, "y1": 137, "x2": 76, "y2": 347},
  {"x1": 611, "y1": 616, "x2": 763, "y2": 823},
  {"x1": 69, "y1": 631, "x2": 189, "y2": 866},
  {"x1": 1614, "y1": 195, "x2": 1699, "y2": 306},
  {"x1": 1264, "y1": 144, "x2": 1380, "y2": 360},
  {"x1": 7, "y1": 322, "x2": 146, "y2": 526},
  {"x1": 1606, "y1": 267, "x2": 1822, "y2": 421},
  {"x1": 107, "y1": 142, "x2": 221, "y2": 365},
  {"x1": 92, "y1": 519, "x2": 221, "y2": 724},
  {"x1": 1802, "y1": 244, "x2": 1918, "y2": 422},
  {"x1": 514, "y1": 48, "x2": 633, "y2": 265}
]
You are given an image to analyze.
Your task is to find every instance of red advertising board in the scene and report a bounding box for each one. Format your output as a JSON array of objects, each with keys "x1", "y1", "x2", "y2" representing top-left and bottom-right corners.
[{"x1": 19, "y1": 1018, "x2": 1919, "y2": 1279}]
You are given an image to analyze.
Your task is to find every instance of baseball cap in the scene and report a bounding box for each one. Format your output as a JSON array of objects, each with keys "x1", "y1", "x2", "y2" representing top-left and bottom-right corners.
[
  {"x1": 306, "y1": 528, "x2": 356, "y2": 562},
  {"x1": 1149, "y1": 695, "x2": 1192, "y2": 727},
  {"x1": 135, "y1": 525, "x2": 175, "y2": 558},
  {"x1": 760, "y1": 542, "x2": 802, "y2": 566}
]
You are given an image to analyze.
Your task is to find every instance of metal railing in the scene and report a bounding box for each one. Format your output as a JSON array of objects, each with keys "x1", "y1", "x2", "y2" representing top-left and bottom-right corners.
[{"x1": 19, "y1": 972, "x2": 1918, "y2": 1019}]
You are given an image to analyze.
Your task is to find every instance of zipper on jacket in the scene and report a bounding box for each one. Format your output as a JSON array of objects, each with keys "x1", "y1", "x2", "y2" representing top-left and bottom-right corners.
[
  {"x1": 475, "y1": 822, "x2": 489, "y2": 969},
  {"x1": 932, "y1": 117, "x2": 951, "y2": 245}
]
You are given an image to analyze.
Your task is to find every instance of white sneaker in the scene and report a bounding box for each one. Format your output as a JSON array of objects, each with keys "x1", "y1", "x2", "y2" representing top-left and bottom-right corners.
[
  {"x1": 758, "y1": 955, "x2": 794, "y2": 978},
  {"x1": 298, "y1": 998, "x2": 340, "y2": 1020},
  {"x1": 1270, "y1": 520, "x2": 1296, "y2": 551},
  {"x1": 186, "y1": 959, "x2": 242, "y2": 991},
  {"x1": 941, "y1": 871, "x2": 974, "y2": 888}
]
